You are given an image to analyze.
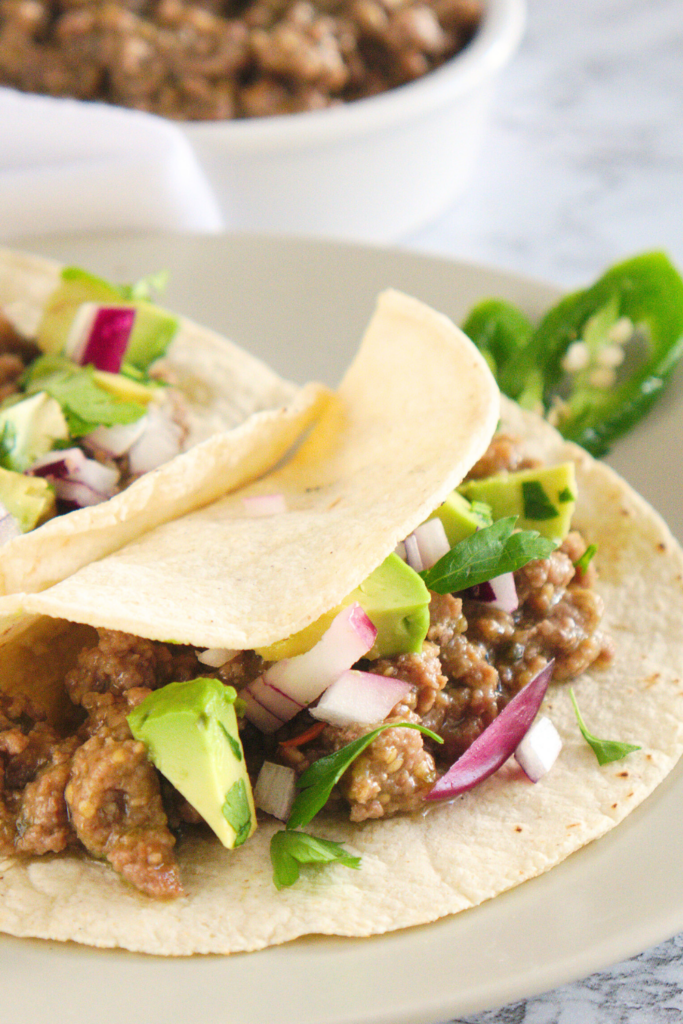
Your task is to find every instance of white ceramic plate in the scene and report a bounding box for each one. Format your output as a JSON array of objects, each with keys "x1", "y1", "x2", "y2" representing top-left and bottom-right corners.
[{"x1": 5, "y1": 233, "x2": 683, "y2": 1024}]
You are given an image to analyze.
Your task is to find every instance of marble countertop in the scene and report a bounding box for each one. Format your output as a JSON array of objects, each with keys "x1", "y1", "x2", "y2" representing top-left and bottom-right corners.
[{"x1": 407, "y1": 0, "x2": 683, "y2": 1020}]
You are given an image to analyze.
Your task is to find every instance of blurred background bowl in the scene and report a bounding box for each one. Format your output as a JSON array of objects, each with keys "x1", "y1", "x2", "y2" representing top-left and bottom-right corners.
[{"x1": 183, "y1": 0, "x2": 525, "y2": 242}]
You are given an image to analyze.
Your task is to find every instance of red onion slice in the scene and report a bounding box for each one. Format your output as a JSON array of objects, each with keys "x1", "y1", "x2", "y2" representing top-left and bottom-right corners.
[
  {"x1": 67, "y1": 303, "x2": 136, "y2": 373},
  {"x1": 254, "y1": 762, "x2": 297, "y2": 821},
  {"x1": 310, "y1": 669, "x2": 412, "y2": 727},
  {"x1": 403, "y1": 518, "x2": 450, "y2": 573},
  {"x1": 0, "y1": 501, "x2": 21, "y2": 546},
  {"x1": 127, "y1": 407, "x2": 184, "y2": 475},
  {"x1": 242, "y1": 493, "x2": 288, "y2": 516},
  {"x1": 425, "y1": 660, "x2": 555, "y2": 801},
  {"x1": 196, "y1": 647, "x2": 239, "y2": 668},
  {"x1": 514, "y1": 715, "x2": 562, "y2": 782},
  {"x1": 467, "y1": 571, "x2": 518, "y2": 613},
  {"x1": 243, "y1": 603, "x2": 378, "y2": 733},
  {"x1": 29, "y1": 448, "x2": 119, "y2": 506}
]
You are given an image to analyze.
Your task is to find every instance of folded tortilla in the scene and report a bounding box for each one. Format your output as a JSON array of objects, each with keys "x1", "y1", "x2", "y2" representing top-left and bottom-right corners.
[
  {"x1": 0, "y1": 247, "x2": 330, "y2": 596},
  {"x1": 1, "y1": 292, "x2": 682, "y2": 957}
]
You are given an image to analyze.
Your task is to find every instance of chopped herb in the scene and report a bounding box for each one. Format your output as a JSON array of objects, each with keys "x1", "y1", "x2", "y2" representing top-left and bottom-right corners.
[
  {"x1": 570, "y1": 689, "x2": 641, "y2": 765},
  {"x1": 222, "y1": 778, "x2": 253, "y2": 846},
  {"x1": 419, "y1": 517, "x2": 557, "y2": 596},
  {"x1": 522, "y1": 480, "x2": 559, "y2": 520},
  {"x1": 22, "y1": 355, "x2": 146, "y2": 436},
  {"x1": 558, "y1": 486, "x2": 575, "y2": 503},
  {"x1": 574, "y1": 543, "x2": 597, "y2": 575},
  {"x1": 270, "y1": 830, "x2": 361, "y2": 890},
  {"x1": 218, "y1": 720, "x2": 243, "y2": 761},
  {"x1": 286, "y1": 722, "x2": 443, "y2": 830}
]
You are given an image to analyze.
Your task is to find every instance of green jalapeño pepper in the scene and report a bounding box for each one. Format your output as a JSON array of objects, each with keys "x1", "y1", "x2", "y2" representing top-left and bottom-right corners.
[
  {"x1": 462, "y1": 252, "x2": 683, "y2": 458},
  {"x1": 461, "y1": 298, "x2": 534, "y2": 379}
]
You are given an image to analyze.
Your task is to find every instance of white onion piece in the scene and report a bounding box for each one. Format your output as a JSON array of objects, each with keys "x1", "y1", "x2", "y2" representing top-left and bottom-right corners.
[
  {"x1": 514, "y1": 715, "x2": 562, "y2": 782},
  {"x1": 243, "y1": 603, "x2": 378, "y2": 733},
  {"x1": 127, "y1": 407, "x2": 184, "y2": 475},
  {"x1": 394, "y1": 540, "x2": 407, "y2": 561},
  {"x1": 243, "y1": 493, "x2": 287, "y2": 516},
  {"x1": 0, "y1": 501, "x2": 21, "y2": 546},
  {"x1": 253, "y1": 762, "x2": 297, "y2": 821},
  {"x1": 310, "y1": 669, "x2": 412, "y2": 728},
  {"x1": 197, "y1": 647, "x2": 239, "y2": 668},
  {"x1": 84, "y1": 418, "x2": 148, "y2": 458}
]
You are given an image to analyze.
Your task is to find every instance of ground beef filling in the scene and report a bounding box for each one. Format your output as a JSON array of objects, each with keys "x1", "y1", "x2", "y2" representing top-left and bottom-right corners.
[
  {"x1": 0, "y1": 433, "x2": 615, "y2": 890},
  {"x1": 0, "y1": 0, "x2": 482, "y2": 120}
]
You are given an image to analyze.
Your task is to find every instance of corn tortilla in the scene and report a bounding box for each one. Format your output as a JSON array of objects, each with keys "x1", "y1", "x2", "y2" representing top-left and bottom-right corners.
[{"x1": 0, "y1": 296, "x2": 682, "y2": 956}]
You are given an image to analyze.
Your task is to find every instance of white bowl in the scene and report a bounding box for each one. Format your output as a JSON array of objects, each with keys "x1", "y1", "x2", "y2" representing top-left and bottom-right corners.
[{"x1": 182, "y1": 0, "x2": 526, "y2": 243}]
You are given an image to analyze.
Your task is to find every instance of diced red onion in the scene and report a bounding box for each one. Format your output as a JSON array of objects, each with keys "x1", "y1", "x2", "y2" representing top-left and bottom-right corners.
[
  {"x1": 425, "y1": 660, "x2": 555, "y2": 801},
  {"x1": 242, "y1": 493, "x2": 288, "y2": 516},
  {"x1": 243, "y1": 603, "x2": 378, "y2": 733},
  {"x1": 514, "y1": 715, "x2": 562, "y2": 782},
  {"x1": 394, "y1": 540, "x2": 407, "y2": 561},
  {"x1": 66, "y1": 302, "x2": 136, "y2": 373},
  {"x1": 310, "y1": 669, "x2": 412, "y2": 728},
  {"x1": 29, "y1": 448, "x2": 119, "y2": 506},
  {"x1": 127, "y1": 407, "x2": 183, "y2": 475},
  {"x1": 0, "y1": 501, "x2": 21, "y2": 546},
  {"x1": 403, "y1": 519, "x2": 450, "y2": 573},
  {"x1": 253, "y1": 761, "x2": 297, "y2": 821},
  {"x1": 466, "y1": 571, "x2": 518, "y2": 613},
  {"x1": 403, "y1": 533, "x2": 424, "y2": 572},
  {"x1": 84, "y1": 419, "x2": 148, "y2": 459},
  {"x1": 196, "y1": 647, "x2": 239, "y2": 668}
]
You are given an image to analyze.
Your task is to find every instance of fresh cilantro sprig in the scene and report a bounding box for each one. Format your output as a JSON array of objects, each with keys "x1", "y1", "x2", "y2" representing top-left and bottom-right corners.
[
  {"x1": 286, "y1": 722, "x2": 443, "y2": 830},
  {"x1": 419, "y1": 516, "x2": 557, "y2": 595},
  {"x1": 21, "y1": 355, "x2": 146, "y2": 436},
  {"x1": 570, "y1": 689, "x2": 641, "y2": 765},
  {"x1": 270, "y1": 830, "x2": 361, "y2": 890}
]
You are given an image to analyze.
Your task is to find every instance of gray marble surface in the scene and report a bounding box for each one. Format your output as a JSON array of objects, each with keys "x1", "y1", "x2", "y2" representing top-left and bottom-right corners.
[{"x1": 408, "y1": 0, "x2": 683, "y2": 1020}]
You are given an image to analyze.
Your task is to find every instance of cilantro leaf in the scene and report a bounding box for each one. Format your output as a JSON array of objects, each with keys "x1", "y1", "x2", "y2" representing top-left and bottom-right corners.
[
  {"x1": 419, "y1": 516, "x2": 557, "y2": 595},
  {"x1": 222, "y1": 778, "x2": 253, "y2": 847},
  {"x1": 22, "y1": 355, "x2": 146, "y2": 436},
  {"x1": 270, "y1": 830, "x2": 361, "y2": 889},
  {"x1": 570, "y1": 689, "x2": 641, "y2": 765},
  {"x1": 118, "y1": 269, "x2": 170, "y2": 302},
  {"x1": 286, "y1": 722, "x2": 443, "y2": 830},
  {"x1": 522, "y1": 480, "x2": 559, "y2": 520}
]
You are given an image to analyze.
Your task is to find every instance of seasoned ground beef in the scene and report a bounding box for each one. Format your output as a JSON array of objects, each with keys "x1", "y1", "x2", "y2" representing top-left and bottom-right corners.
[
  {"x1": 0, "y1": 434, "x2": 615, "y2": 894},
  {"x1": 0, "y1": 0, "x2": 482, "y2": 119},
  {"x1": 0, "y1": 314, "x2": 41, "y2": 402}
]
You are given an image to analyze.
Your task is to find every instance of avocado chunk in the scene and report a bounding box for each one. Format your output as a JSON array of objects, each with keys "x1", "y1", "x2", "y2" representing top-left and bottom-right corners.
[
  {"x1": 459, "y1": 462, "x2": 577, "y2": 542},
  {"x1": 37, "y1": 267, "x2": 178, "y2": 373},
  {"x1": 427, "y1": 490, "x2": 492, "y2": 547},
  {"x1": 0, "y1": 392, "x2": 70, "y2": 473},
  {"x1": 256, "y1": 553, "x2": 431, "y2": 662},
  {"x1": 0, "y1": 466, "x2": 55, "y2": 532},
  {"x1": 127, "y1": 677, "x2": 256, "y2": 850}
]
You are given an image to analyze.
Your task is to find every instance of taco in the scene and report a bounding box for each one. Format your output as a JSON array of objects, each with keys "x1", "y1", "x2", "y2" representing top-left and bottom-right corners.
[
  {"x1": 0, "y1": 290, "x2": 681, "y2": 956},
  {"x1": 0, "y1": 247, "x2": 329, "y2": 596}
]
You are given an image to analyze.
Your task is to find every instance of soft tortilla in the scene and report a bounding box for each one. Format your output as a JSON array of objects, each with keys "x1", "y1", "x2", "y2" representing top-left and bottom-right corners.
[
  {"x1": 1, "y1": 300, "x2": 682, "y2": 956},
  {"x1": 0, "y1": 247, "x2": 329, "y2": 595}
]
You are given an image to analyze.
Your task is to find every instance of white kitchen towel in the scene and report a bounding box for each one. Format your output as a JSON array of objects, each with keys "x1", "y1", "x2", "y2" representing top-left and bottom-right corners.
[{"x1": 0, "y1": 88, "x2": 225, "y2": 239}]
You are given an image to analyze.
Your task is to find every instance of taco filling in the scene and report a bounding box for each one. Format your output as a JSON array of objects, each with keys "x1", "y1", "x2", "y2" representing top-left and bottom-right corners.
[{"x1": 0, "y1": 432, "x2": 613, "y2": 897}]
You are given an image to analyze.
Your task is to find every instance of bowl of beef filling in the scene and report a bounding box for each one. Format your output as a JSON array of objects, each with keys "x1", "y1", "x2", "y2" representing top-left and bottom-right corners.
[{"x1": 0, "y1": 0, "x2": 524, "y2": 240}]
